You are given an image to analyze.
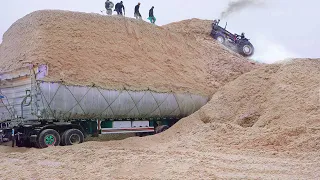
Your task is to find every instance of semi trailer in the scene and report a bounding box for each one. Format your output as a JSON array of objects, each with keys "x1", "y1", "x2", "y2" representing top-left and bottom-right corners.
[{"x1": 0, "y1": 65, "x2": 208, "y2": 148}]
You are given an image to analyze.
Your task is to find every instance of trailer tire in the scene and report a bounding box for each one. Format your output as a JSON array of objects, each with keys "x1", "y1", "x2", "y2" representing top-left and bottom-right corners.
[
  {"x1": 155, "y1": 125, "x2": 169, "y2": 134},
  {"x1": 37, "y1": 129, "x2": 61, "y2": 149},
  {"x1": 60, "y1": 131, "x2": 68, "y2": 146},
  {"x1": 63, "y1": 129, "x2": 84, "y2": 146}
]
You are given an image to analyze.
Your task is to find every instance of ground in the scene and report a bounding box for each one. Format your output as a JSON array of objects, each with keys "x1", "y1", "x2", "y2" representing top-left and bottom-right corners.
[{"x1": 1, "y1": 134, "x2": 319, "y2": 180}]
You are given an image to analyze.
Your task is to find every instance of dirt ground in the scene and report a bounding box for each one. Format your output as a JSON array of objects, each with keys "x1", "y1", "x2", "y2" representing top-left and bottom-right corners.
[{"x1": 0, "y1": 129, "x2": 319, "y2": 179}]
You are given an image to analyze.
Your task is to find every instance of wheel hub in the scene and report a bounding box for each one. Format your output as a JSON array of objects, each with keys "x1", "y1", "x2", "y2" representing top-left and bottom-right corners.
[
  {"x1": 243, "y1": 45, "x2": 252, "y2": 54},
  {"x1": 217, "y1": 36, "x2": 224, "y2": 43},
  {"x1": 44, "y1": 135, "x2": 56, "y2": 146},
  {"x1": 69, "y1": 134, "x2": 80, "y2": 145}
]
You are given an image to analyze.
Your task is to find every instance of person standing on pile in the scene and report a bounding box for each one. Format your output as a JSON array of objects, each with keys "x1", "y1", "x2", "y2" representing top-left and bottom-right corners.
[
  {"x1": 105, "y1": 0, "x2": 114, "y2": 15},
  {"x1": 134, "y1": 3, "x2": 142, "y2": 19},
  {"x1": 148, "y1": 6, "x2": 156, "y2": 24},
  {"x1": 114, "y1": 1, "x2": 125, "y2": 16}
]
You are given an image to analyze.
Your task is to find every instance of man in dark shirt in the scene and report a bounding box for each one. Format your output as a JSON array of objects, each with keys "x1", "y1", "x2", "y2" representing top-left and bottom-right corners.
[
  {"x1": 148, "y1": 6, "x2": 156, "y2": 24},
  {"x1": 134, "y1": 3, "x2": 142, "y2": 19},
  {"x1": 114, "y1": 1, "x2": 125, "y2": 15},
  {"x1": 105, "y1": 0, "x2": 114, "y2": 15}
]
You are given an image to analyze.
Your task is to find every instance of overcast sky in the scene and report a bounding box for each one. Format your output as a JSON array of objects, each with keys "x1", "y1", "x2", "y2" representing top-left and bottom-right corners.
[{"x1": 1, "y1": 0, "x2": 319, "y2": 63}]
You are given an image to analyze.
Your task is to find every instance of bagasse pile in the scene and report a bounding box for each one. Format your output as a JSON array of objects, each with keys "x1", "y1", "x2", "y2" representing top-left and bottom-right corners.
[
  {"x1": 163, "y1": 18, "x2": 213, "y2": 38},
  {"x1": 161, "y1": 59, "x2": 320, "y2": 152},
  {"x1": 199, "y1": 59, "x2": 320, "y2": 129},
  {"x1": 0, "y1": 10, "x2": 258, "y2": 96}
]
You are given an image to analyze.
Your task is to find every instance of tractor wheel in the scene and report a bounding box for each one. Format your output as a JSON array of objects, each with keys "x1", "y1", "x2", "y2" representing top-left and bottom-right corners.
[
  {"x1": 155, "y1": 125, "x2": 169, "y2": 134},
  {"x1": 37, "y1": 129, "x2": 61, "y2": 149},
  {"x1": 238, "y1": 41, "x2": 254, "y2": 57},
  {"x1": 63, "y1": 129, "x2": 84, "y2": 146},
  {"x1": 215, "y1": 34, "x2": 226, "y2": 44}
]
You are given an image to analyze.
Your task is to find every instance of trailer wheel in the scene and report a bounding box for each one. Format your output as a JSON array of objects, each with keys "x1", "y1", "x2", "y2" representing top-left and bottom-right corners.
[
  {"x1": 37, "y1": 129, "x2": 61, "y2": 148},
  {"x1": 63, "y1": 129, "x2": 84, "y2": 146},
  {"x1": 155, "y1": 125, "x2": 169, "y2": 134},
  {"x1": 60, "y1": 131, "x2": 68, "y2": 146}
]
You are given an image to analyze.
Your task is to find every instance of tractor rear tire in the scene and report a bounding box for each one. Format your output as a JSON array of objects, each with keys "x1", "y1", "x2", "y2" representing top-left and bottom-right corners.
[
  {"x1": 215, "y1": 34, "x2": 226, "y2": 44},
  {"x1": 238, "y1": 41, "x2": 254, "y2": 57},
  {"x1": 63, "y1": 129, "x2": 84, "y2": 146},
  {"x1": 37, "y1": 129, "x2": 61, "y2": 149},
  {"x1": 155, "y1": 125, "x2": 169, "y2": 134}
]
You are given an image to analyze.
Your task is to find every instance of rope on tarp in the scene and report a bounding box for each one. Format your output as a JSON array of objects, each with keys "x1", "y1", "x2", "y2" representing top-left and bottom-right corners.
[
  {"x1": 63, "y1": 85, "x2": 89, "y2": 118},
  {"x1": 126, "y1": 90, "x2": 146, "y2": 116},
  {"x1": 97, "y1": 89, "x2": 123, "y2": 118},
  {"x1": 145, "y1": 92, "x2": 171, "y2": 118},
  {"x1": 96, "y1": 87, "x2": 116, "y2": 117}
]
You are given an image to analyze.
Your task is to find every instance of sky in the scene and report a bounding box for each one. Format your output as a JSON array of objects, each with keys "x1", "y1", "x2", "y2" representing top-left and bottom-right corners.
[{"x1": 1, "y1": 0, "x2": 319, "y2": 63}]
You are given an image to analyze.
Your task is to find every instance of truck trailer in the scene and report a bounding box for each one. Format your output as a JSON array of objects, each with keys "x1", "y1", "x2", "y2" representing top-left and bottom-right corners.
[{"x1": 0, "y1": 65, "x2": 208, "y2": 148}]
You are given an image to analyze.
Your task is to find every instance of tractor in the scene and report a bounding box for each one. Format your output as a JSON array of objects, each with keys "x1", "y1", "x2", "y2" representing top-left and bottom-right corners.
[{"x1": 211, "y1": 19, "x2": 254, "y2": 57}]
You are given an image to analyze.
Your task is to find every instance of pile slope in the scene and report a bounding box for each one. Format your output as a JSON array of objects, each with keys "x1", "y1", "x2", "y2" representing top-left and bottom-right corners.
[
  {"x1": 0, "y1": 10, "x2": 258, "y2": 96},
  {"x1": 163, "y1": 18, "x2": 259, "y2": 86},
  {"x1": 157, "y1": 59, "x2": 320, "y2": 153},
  {"x1": 163, "y1": 18, "x2": 213, "y2": 39},
  {"x1": 199, "y1": 59, "x2": 320, "y2": 129}
]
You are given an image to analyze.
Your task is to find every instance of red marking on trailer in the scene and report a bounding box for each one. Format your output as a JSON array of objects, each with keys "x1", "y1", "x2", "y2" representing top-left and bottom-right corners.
[
  {"x1": 97, "y1": 120, "x2": 101, "y2": 131},
  {"x1": 101, "y1": 127, "x2": 154, "y2": 132}
]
